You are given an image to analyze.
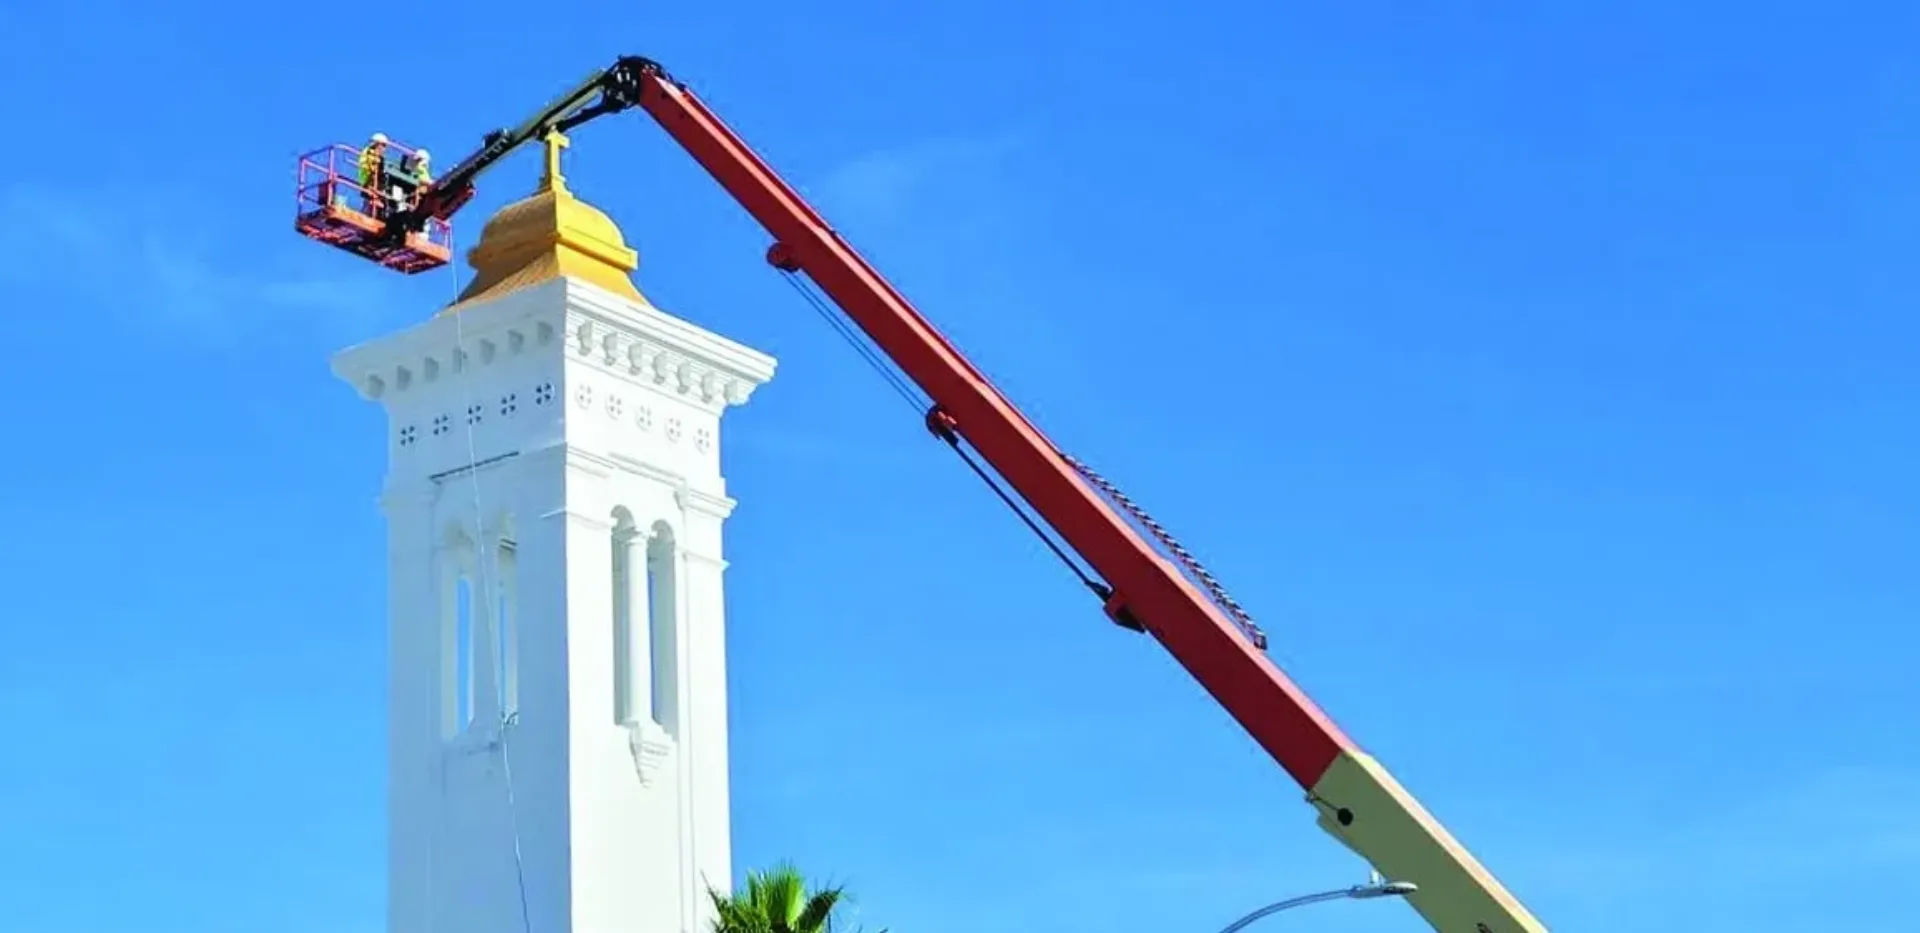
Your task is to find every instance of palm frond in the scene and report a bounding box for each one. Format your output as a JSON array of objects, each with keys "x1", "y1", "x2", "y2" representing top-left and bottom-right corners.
[
  {"x1": 705, "y1": 863, "x2": 869, "y2": 933},
  {"x1": 794, "y1": 887, "x2": 846, "y2": 933},
  {"x1": 756, "y1": 863, "x2": 810, "y2": 932}
]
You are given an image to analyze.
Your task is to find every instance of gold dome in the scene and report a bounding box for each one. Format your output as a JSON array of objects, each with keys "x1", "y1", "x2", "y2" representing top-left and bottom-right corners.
[{"x1": 441, "y1": 130, "x2": 647, "y2": 312}]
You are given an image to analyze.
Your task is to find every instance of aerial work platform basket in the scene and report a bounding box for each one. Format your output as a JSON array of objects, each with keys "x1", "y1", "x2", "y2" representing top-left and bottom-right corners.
[{"x1": 294, "y1": 142, "x2": 453, "y2": 274}]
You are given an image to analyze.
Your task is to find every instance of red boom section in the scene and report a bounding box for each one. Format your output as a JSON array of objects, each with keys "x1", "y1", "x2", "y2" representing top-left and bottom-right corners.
[{"x1": 632, "y1": 74, "x2": 1354, "y2": 789}]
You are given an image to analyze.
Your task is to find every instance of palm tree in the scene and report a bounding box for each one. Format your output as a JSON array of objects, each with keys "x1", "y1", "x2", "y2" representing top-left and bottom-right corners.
[{"x1": 707, "y1": 862, "x2": 883, "y2": 933}]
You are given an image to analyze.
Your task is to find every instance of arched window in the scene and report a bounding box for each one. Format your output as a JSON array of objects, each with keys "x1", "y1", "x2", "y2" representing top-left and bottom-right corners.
[{"x1": 646, "y1": 521, "x2": 679, "y2": 735}]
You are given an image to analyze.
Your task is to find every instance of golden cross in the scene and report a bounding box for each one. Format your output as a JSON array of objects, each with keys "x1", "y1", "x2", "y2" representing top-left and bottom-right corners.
[{"x1": 541, "y1": 129, "x2": 571, "y2": 192}]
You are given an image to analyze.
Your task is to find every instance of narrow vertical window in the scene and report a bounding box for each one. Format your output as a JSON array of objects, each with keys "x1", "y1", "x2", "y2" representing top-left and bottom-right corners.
[
  {"x1": 611, "y1": 511, "x2": 638, "y2": 725},
  {"x1": 455, "y1": 574, "x2": 475, "y2": 731},
  {"x1": 437, "y1": 544, "x2": 462, "y2": 739},
  {"x1": 497, "y1": 537, "x2": 519, "y2": 715},
  {"x1": 647, "y1": 522, "x2": 678, "y2": 735}
]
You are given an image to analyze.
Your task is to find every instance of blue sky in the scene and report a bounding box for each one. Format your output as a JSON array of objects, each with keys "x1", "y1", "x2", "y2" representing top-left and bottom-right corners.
[{"x1": 0, "y1": 0, "x2": 1916, "y2": 930}]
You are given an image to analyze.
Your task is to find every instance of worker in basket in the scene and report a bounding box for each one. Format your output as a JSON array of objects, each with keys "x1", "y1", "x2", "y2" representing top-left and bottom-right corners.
[
  {"x1": 377, "y1": 147, "x2": 433, "y2": 222},
  {"x1": 403, "y1": 148, "x2": 432, "y2": 187},
  {"x1": 395, "y1": 148, "x2": 432, "y2": 210},
  {"x1": 357, "y1": 132, "x2": 389, "y2": 216}
]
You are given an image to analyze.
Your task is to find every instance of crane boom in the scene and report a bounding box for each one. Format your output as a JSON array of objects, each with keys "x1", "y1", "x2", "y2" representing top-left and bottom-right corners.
[{"x1": 378, "y1": 55, "x2": 1550, "y2": 933}]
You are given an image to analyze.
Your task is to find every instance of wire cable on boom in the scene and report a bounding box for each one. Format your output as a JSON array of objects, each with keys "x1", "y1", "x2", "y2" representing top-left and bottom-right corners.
[
  {"x1": 774, "y1": 271, "x2": 1106, "y2": 594},
  {"x1": 773, "y1": 267, "x2": 1260, "y2": 649},
  {"x1": 777, "y1": 270, "x2": 927, "y2": 414},
  {"x1": 943, "y1": 434, "x2": 1106, "y2": 598}
]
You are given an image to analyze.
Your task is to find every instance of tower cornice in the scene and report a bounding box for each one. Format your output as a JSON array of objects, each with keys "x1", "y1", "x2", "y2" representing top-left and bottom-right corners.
[
  {"x1": 561, "y1": 279, "x2": 775, "y2": 413},
  {"x1": 330, "y1": 277, "x2": 776, "y2": 416}
]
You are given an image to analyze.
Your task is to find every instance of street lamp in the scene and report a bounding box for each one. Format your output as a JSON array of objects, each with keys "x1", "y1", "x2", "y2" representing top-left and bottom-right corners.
[{"x1": 1213, "y1": 880, "x2": 1417, "y2": 933}]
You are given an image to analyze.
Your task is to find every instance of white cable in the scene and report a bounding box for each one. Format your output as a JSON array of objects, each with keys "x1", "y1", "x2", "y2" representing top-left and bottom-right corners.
[
  {"x1": 446, "y1": 223, "x2": 535, "y2": 933},
  {"x1": 498, "y1": 712, "x2": 534, "y2": 933}
]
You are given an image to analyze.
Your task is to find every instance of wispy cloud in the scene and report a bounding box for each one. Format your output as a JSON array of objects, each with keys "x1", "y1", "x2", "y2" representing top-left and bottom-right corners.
[
  {"x1": 729, "y1": 423, "x2": 925, "y2": 473},
  {"x1": 808, "y1": 133, "x2": 1025, "y2": 229},
  {"x1": 1523, "y1": 765, "x2": 1920, "y2": 899},
  {"x1": 937, "y1": 764, "x2": 1920, "y2": 919},
  {"x1": 797, "y1": 131, "x2": 1107, "y2": 378},
  {"x1": 0, "y1": 182, "x2": 414, "y2": 347}
]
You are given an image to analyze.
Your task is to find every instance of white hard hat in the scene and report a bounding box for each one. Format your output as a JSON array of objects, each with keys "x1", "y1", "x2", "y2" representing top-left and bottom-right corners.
[
  {"x1": 370, "y1": 132, "x2": 389, "y2": 143},
  {"x1": 414, "y1": 149, "x2": 430, "y2": 160}
]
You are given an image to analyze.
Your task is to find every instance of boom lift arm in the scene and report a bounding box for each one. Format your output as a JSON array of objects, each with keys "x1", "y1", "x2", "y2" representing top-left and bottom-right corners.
[{"x1": 386, "y1": 56, "x2": 1548, "y2": 933}]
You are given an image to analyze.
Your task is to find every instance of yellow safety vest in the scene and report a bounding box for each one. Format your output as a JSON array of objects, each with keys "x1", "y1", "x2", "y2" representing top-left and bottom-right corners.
[{"x1": 357, "y1": 146, "x2": 383, "y2": 186}]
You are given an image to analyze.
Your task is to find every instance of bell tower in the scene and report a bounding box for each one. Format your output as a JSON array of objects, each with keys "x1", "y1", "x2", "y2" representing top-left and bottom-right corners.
[{"x1": 332, "y1": 132, "x2": 777, "y2": 933}]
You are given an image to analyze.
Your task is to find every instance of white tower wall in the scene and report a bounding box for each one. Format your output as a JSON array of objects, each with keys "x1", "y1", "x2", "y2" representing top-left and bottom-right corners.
[{"x1": 334, "y1": 276, "x2": 775, "y2": 933}]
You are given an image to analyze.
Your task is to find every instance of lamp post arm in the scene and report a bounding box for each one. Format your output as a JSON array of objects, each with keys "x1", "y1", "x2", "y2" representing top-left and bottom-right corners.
[{"x1": 1216, "y1": 891, "x2": 1352, "y2": 933}]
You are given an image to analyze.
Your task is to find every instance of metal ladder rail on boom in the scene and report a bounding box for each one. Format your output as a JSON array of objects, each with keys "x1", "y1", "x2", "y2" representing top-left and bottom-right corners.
[{"x1": 366, "y1": 55, "x2": 1549, "y2": 933}]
